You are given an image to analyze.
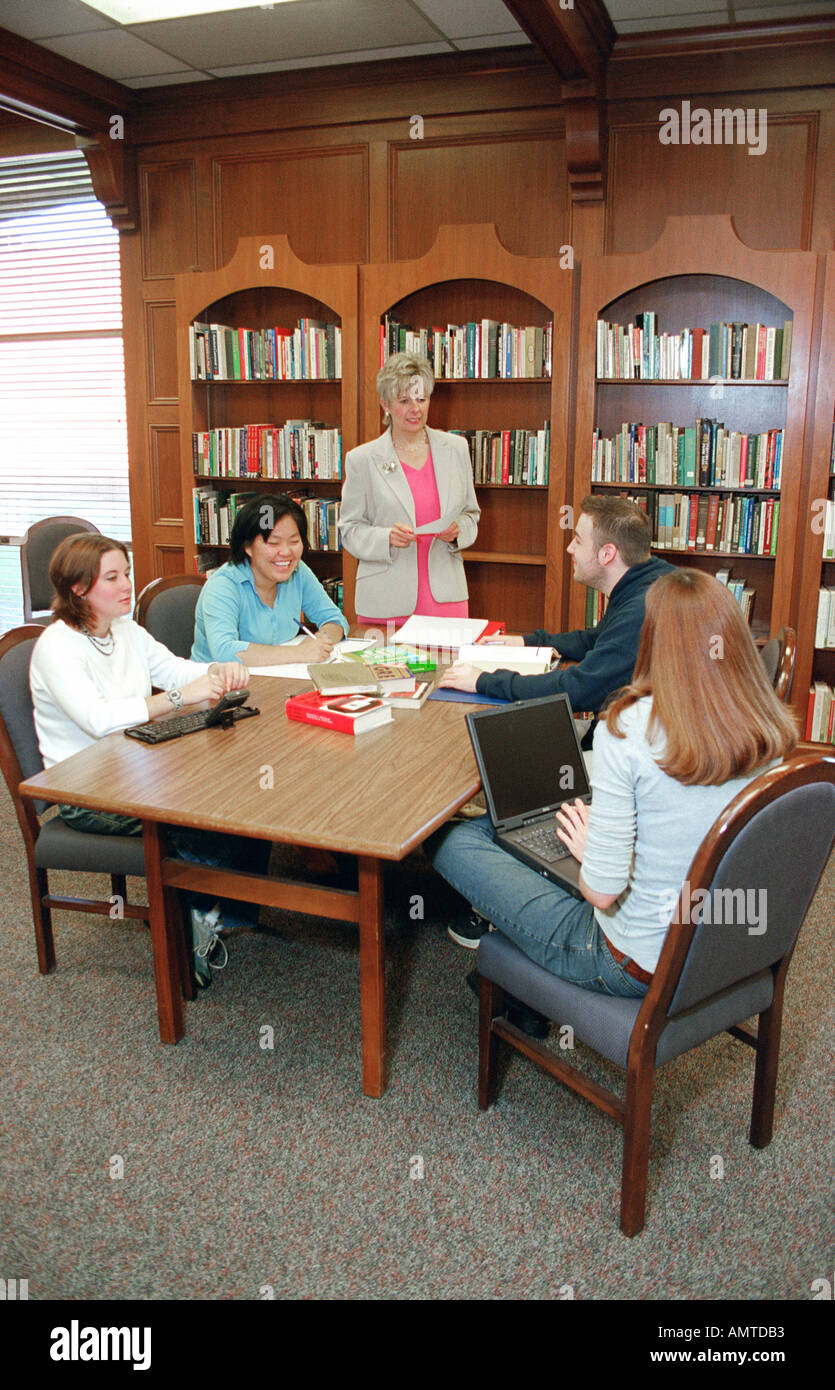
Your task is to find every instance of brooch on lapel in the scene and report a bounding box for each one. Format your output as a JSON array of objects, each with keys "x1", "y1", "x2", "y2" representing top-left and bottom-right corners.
[{"x1": 382, "y1": 459, "x2": 398, "y2": 473}]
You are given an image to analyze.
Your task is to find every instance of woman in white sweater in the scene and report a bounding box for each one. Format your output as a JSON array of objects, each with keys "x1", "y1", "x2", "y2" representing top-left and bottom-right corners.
[{"x1": 29, "y1": 533, "x2": 269, "y2": 985}]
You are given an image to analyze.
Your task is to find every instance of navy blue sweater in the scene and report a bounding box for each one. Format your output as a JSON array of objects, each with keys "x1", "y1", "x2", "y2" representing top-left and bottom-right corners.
[{"x1": 475, "y1": 558, "x2": 675, "y2": 718}]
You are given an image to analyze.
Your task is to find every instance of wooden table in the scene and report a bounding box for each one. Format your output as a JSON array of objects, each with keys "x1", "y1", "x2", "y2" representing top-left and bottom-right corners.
[{"x1": 19, "y1": 675, "x2": 481, "y2": 1097}]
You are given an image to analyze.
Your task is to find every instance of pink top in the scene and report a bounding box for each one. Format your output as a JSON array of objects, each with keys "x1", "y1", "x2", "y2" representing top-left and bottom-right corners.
[{"x1": 356, "y1": 451, "x2": 469, "y2": 629}]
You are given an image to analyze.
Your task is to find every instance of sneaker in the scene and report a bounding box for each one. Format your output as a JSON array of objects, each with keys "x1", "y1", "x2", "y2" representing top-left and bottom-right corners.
[
  {"x1": 465, "y1": 969, "x2": 550, "y2": 1040},
  {"x1": 190, "y1": 905, "x2": 229, "y2": 988},
  {"x1": 448, "y1": 911, "x2": 495, "y2": 950}
]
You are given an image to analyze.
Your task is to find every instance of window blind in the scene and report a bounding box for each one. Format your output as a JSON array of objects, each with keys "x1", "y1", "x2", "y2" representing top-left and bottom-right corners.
[{"x1": 0, "y1": 150, "x2": 131, "y2": 631}]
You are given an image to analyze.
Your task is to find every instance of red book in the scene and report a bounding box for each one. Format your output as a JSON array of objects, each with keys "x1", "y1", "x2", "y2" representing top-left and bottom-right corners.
[
  {"x1": 705, "y1": 494, "x2": 720, "y2": 551},
  {"x1": 285, "y1": 691, "x2": 393, "y2": 735},
  {"x1": 691, "y1": 326, "x2": 706, "y2": 379},
  {"x1": 501, "y1": 431, "x2": 510, "y2": 484},
  {"x1": 475, "y1": 621, "x2": 507, "y2": 643},
  {"x1": 687, "y1": 496, "x2": 699, "y2": 551}
]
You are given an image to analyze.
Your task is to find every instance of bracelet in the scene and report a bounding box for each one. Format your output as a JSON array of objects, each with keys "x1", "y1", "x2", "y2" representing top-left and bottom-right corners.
[{"x1": 166, "y1": 689, "x2": 184, "y2": 711}]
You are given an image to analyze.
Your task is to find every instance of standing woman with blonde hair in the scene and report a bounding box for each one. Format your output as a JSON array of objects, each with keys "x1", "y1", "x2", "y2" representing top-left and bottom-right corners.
[
  {"x1": 429, "y1": 569, "x2": 798, "y2": 1026},
  {"x1": 339, "y1": 351, "x2": 480, "y2": 631}
]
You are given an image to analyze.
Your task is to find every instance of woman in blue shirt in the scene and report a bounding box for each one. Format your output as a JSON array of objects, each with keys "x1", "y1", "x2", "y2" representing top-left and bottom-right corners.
[{"x1": 192, "y1": 494, "x2": 349, "y2": 665}]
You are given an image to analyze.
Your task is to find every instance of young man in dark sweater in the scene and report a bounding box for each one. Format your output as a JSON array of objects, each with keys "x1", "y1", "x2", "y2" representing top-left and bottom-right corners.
[
  {"x1": 439, "y1": 495, "x2": 674, "y2": 962},
  {"x1": 440, "y1": 494, "x2": 673, "y2": 721}
]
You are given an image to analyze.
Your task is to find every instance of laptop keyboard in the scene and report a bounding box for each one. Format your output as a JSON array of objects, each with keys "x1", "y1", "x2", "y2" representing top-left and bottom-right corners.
[
  {"x1": 125, "y1": 710, "x2": 218, "y2": 744},
  {"x1": 513, "y1": 821, "x2": 571, "y2": 862}
]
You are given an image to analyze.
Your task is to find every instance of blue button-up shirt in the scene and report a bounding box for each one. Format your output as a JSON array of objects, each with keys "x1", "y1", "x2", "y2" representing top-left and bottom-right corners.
[{"x1": 191, "y1": 559, "x2": 348, "y2": 663}]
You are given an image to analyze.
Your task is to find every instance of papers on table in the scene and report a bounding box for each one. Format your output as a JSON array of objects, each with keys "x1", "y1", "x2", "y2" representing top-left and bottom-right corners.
[
  {"x1": 455, "y1": 644, "x2": 556, "y2": 675},
  {"x1": 392, "y1": 615, "x2": 488, "y2": 647},
  {"x1": 248, "y1": 638, "x2": 373, "y2": 679}
]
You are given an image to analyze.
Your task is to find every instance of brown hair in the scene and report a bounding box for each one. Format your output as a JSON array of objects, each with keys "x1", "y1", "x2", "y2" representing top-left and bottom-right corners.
[
  {"x1": 579, "y1": 494, "x2": 651, "y2": 567},
  {"x1": 605, "y1": 568, "x2": 797, "y2": 785},
  {"x1": 49, "y1": 534, "x2": 130, "y2": 630}
]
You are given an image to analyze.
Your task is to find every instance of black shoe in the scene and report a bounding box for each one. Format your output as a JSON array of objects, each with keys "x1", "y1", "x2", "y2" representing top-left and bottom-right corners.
[
  {"x1": 465, "y1": 970, "x2": 550, "y2": 1040},
  {"x1": 448, "y1": 911, "x2": 494, "y2": 950}
]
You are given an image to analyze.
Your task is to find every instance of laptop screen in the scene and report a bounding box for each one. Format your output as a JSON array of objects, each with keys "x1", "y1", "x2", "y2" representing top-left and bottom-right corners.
[{"x1": 467, "y1": 695, "x2": 591, "y2": 825}]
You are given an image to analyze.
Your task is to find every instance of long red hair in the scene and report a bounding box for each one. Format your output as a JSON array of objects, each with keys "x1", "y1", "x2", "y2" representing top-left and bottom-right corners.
[{"x1": 605, "y1": 569, "x2": 797, "y2": 784}]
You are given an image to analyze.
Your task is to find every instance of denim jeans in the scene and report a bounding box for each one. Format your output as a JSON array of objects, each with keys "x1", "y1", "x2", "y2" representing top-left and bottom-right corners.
[
  {"x1": 427, "y1": 815, "x2": 648, "y2": 998},
  {"x1": 58, "y1": 805, "x2": 270, "y2": 930}
]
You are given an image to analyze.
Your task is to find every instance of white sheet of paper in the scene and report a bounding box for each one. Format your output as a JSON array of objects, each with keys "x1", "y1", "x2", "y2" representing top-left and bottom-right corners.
[
  {"x1": 456, "y1": 644, "x2": 556, "y2": 673},
  {"x1": 393, "y1": 615, "x2": 488, "y2": 647},
  {"x1": 248, "y1": 638, "x2": 372, "y2": 679}
]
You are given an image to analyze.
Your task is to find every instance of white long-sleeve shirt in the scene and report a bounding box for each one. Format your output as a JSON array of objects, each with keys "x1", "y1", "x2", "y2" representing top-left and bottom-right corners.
[{"x1": 30, "y1": 617, "x2": 209, "y2": 767}]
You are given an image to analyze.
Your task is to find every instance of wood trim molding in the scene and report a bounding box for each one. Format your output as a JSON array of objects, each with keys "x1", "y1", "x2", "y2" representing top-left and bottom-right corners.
[
  {"x1": 502, "y1": 0, "x2": 615, "y2": 81},
  {"x1": 0, "y1": 24, "x2": 134, "y2": 134},
  {"x1": 78, "y1": 130, "x2": 138, "y2": 233},
  {"x1": 562, "y1": 79, "x2": 606, "y2": 204}
]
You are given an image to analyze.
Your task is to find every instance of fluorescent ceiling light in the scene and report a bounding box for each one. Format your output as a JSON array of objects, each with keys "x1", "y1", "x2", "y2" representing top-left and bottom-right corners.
[{"x1": 84, "y1": 1, "x2": 300, "y2": 22}]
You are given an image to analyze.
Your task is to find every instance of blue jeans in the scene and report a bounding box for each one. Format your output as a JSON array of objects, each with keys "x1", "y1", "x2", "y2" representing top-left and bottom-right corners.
[
  {"x1": 427, "y1": 815, "x2": 648, "y2": 998},
  {"x1": 58, "y1": 806, "x2": 270, "y2": 930}
]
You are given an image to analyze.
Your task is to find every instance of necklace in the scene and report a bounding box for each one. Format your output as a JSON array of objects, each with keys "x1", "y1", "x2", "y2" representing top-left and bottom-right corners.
[
  {"x1": 393, "y1": 430, "x2": 428, "y2": 455},
  {"x1": 81, "y1": 624, "x2": 116, "y2": 656}
]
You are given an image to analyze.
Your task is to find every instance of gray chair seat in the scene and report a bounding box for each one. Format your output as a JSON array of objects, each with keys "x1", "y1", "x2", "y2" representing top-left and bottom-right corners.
[{"x1": 34, "y1": 815, "x2": 146, "y2": 876}]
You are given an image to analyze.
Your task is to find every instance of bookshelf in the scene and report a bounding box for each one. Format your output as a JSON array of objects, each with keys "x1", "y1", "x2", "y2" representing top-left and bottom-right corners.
[
  {"x1": 357, "y1": 224, "x2": 572, "y2": 632},
  {"x1": 174, "y1": 235, "x2": 358, "y2": 606},
  {"x1": 796, "y1": 250, "x2": 835, "y2": 745},
  {"x1": 571, "y1": 217, "x2": 817, "y2": 726}
]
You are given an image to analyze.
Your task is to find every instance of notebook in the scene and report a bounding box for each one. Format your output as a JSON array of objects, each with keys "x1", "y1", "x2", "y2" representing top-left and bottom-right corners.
[{"x1": 465, "y1": 694, "x2": 591, "y2": 895}]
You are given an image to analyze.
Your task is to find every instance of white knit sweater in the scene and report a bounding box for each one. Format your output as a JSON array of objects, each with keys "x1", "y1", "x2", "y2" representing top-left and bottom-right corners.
[{"x1": 29, "y1": 617, "x2": 209, "y2": 767}]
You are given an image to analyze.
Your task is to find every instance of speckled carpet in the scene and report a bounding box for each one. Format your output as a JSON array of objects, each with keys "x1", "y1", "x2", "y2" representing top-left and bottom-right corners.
[{"x1": 0, "y1": 779, "x2": 832, "y2": 1301}]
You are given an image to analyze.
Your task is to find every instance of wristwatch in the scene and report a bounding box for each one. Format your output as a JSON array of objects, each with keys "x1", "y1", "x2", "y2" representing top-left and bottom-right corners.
[{"x1": 166, "y1": 689, "x2": 184, "y2": 711}]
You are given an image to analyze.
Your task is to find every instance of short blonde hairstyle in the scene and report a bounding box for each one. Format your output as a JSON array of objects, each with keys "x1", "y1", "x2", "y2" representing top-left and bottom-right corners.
[{"x1": 376, "y1": 351, "x2": 434, "y2": 408}]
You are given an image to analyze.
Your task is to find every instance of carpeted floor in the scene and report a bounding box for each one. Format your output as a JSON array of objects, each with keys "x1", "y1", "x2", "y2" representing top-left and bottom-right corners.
[{"x1": 0, "y1": 777, "x2": 832, "y2": 1301}]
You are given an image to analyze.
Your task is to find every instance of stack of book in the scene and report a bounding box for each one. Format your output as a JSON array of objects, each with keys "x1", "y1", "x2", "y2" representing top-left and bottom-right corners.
[
  {"x1": 190, "y1": 318, "x2": 342, "y2": 380},
  {"x1": 714, "y1": 568, "x2": 755, "y2": 622},
  {"x1": 591, "y1": 420, "x2": 782, "y2": 489},
  {"x1": 450, "y1": 425, "x2": 550, "y2": 485},
  {"x1": 822, "y1": 498, "x2": 835, "y2": 560},
  {"x1": 596, "y1": 313, "x2": 792, "y2": 381},
  {"x1": 192, "y1": 420, "x2": 342, "y2": 480},
  {"x1": 381, "y1": 314, "x2": 552, "y2": 379},
  {"x1": 585, "y1": 589, "x2": 609, "y2": 628},
  {"x1": 814, "y1": 587, "x2": 835, "y2": 648},
  {"x1": 615, "y1": 490, "x2": 779, "y2": 556},
  {"x1": 806, "y1": 682, "x2": 835, "y2": 743},
  {"x1": 192, "y1": 488, "x2": 341, "y2": 551}
]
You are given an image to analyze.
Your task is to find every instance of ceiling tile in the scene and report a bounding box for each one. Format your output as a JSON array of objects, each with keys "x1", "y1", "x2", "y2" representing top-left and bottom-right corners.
[
  {"x1": 0, "y1": 0, "x2": 116, "y2": 39},
  {"x1": 208, "y1": 41, "x2": 454, "y2": 76},
  {"x1": 126, "y1": 70, "x2": 213, "y2": 87},
  {"x1": 128, "y1": 0, "x2": 440, "y2": 68},
  {"x1": 37, "y1": 29, "x2": 192, "y2": 79},
  {"x1": 453, "y1": 32, "x2": 536, "y2": 48},
  {"x1": 411, "y1": 0, "x2": 523, "y2": 39},
  {"x1": 735, "y1": 1, "x2": 835, "y2": 14}
]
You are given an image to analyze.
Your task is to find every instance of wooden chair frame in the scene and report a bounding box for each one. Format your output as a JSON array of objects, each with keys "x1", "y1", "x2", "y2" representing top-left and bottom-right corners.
[
  {"x1": 772, "y1": 626, "x2": 796, "y2": 703},
  {"x1": 0, "y1": 626, "x2": 148, "y2": 975},
  {"x1": 478, "y1": 751, "x2": 835, "y2": 1236}
]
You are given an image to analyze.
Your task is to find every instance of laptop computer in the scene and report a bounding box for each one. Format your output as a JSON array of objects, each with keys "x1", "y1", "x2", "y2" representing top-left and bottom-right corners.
[{"x1": 465, "y1": 693, "x2": 592, "y2": 896}]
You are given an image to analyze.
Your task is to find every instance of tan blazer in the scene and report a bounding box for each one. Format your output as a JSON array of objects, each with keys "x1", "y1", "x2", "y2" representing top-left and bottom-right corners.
[{"x1": 340, "y1": 426, "x2": 481, "y2": 619}]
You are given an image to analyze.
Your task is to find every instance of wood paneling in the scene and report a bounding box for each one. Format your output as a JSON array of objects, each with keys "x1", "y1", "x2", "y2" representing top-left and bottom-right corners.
[
  {"x1": 149, "y1": 426, "x2": 183, "y2": 525},
  {"x1": 214, "y1": 149, "x2": 368, "y2": 267},
  {"x1": 145, "y1": 301, "x2": 178, "y2": 404},
  {"x1": 390, "y1": 133, "x2": 568, "y2": 261},
  {"x1": 140, "y1": 161, "x2": 198, "y2": 279},
  {"x1": 155, "y1": 545, "x2": 187, "y2": 576},
  {"x1": 606, "y1": 116, "x2": 817, "y2": 254}
]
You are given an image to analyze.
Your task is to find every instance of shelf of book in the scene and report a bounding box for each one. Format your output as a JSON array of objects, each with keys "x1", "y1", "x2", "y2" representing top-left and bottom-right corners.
[
  {"x1": 794, "y1": 251, "x2": 835, "y2": 745},
  {"x1": 358, "y1": 224, "x2": 572, "y2": 633},
  {"x1": 174, "y1": 235, "x2": 357, "y2": 587},
  {"x1": 570, "y1": 217, "x2": 817, "y2": 727}
]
